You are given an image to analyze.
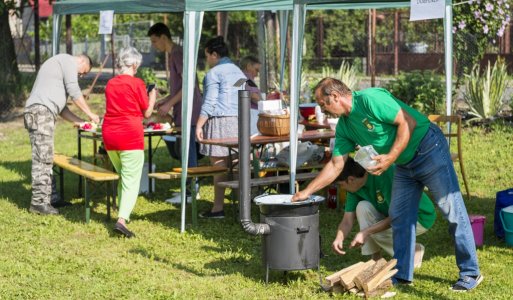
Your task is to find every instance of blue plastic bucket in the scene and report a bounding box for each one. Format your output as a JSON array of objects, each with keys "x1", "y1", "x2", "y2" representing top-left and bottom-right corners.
[{"x1": 500, "y1": 205, "x2": 513, "y2": 247}]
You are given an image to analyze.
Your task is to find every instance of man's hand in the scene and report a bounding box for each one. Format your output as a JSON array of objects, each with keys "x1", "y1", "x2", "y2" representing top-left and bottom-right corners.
[
  {"x1": 350, "y1": 231, "x2": 369, "y2": 249},
  {"x1": 332, "y1": 237, "x2": 346, "y2": 255},
  {"x1": 292, "y1": 190, "x2": 310, "y2": 202},
  {"x1": 367, "y1": 153, "x2": 395, "y2": 176}
]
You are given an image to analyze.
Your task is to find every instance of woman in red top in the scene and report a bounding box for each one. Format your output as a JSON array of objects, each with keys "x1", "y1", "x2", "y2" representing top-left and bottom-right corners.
[{"x1": 102, "y1": 46, "x2": 156, "y2": 238}]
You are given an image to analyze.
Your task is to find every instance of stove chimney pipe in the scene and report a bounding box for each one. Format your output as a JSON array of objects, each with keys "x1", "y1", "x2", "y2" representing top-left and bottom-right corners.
[{"x1": 238, "y1": 89, "x2": 270, "y2": 235}]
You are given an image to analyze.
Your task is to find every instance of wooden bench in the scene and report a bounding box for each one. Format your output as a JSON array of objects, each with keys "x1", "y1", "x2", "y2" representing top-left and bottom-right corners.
[
  {"x1": 149, "y1": 166, "x2": 228, "y2": 226},
  {"x1": 53, "y1": 154, "x2": 119, "y2": 223}
]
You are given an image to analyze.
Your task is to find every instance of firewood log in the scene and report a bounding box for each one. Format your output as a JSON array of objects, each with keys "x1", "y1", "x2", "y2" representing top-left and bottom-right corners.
[
  {"x1": 354, "y1": 258, "x2": 387, "y2": 290},
  {"x1": 325, "y1": 262, "x2": 364, "y2": 287},
  {"x1": 362, "y1": 259, "x2": 398, "y2": 294},
  {"x1": 340, "y1": 260, "x2": 376, "y2": 290},
  {"x1": 364, "y1": 278, "x2": 393, "y2": 299}
]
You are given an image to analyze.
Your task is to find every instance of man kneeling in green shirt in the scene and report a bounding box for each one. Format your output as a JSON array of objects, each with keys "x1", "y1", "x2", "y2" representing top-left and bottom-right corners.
[{"x1": 332, "y1": 157, "x2": 436, "y2": 268}]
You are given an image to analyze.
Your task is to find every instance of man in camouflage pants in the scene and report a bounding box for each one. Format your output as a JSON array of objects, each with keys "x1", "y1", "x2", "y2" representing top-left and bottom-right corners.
[{"x1": 24, "y1": 54, "x2": 99, "y2": 215}]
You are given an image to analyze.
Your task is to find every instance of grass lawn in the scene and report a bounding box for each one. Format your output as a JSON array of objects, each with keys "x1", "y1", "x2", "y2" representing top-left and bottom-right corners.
[{"x1": 1, "y1": 95, "x2": 513, "y2": 299}]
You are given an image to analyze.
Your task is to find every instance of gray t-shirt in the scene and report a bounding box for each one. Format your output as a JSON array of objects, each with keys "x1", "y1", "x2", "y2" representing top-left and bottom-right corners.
[{"x1": 25, "y1": 54, "x2": 83, "y2": 117}]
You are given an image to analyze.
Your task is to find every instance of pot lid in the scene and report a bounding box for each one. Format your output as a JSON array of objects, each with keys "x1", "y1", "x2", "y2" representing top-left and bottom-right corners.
[{"x1": 254, "y1": 194, "x2": 325, "y2": 206}]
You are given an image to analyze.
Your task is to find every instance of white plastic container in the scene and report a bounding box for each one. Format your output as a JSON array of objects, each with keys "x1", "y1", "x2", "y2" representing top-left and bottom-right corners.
[
  {"x1": 354, "y1": 145, "x2": 378, "y2": 170},
  {"x1": 314, "y1": 105, "x2": 325, "y2": 123}
]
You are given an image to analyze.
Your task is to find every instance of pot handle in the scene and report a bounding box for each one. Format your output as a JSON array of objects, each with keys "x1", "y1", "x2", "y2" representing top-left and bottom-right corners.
[{"x1": 296, "y1": 226, "x2": 310, "y2": 234}]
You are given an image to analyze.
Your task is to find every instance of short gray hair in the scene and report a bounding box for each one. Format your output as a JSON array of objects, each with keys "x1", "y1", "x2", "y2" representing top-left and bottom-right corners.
[{"x1": 116, "y1": 46, "x2": 142, "y2": 73}]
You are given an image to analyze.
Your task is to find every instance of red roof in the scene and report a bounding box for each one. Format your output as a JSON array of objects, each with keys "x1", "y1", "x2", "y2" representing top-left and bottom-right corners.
[{"x1": 29, "y1": 0, "x2": 53, "y2": 18}]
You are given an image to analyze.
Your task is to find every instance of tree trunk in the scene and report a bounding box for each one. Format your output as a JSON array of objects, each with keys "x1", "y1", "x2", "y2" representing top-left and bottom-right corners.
[
  {"x1": 317, "y1": 14, "x2": 324, "y2": 61},
  {"x1": 34, "y1": 0, "x2": 40, "y2": 70},
  {"x1": 217, "y1": 12, "x2": 229, "y2": 38},
  {"x1": 393, "y1": 11, "x2": 399, "y2": 75},
  {"x1": 256, "y1": 11, "x2": 267, "y2": 92},
  {"x1": 66, "y1": 15, "x2": 72, "y2": 54},
  {"x1": 265, "y1": 11, "x2": 276, "y2": 90},
  {"x1": 0, "y1": 2, "x2": 21, "y2": 114}
]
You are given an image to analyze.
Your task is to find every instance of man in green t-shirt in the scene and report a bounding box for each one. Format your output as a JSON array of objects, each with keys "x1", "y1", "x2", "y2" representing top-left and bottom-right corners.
[
  {"x1": 332, "y1": 157, "x2": 435, "y2": 268},
  {"x1": 293, "y1": 78, "x2": 481, "y2": 291}
]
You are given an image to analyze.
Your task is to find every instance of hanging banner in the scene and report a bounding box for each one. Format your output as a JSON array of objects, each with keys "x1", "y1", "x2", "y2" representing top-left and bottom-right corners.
[
  {"x1": 410, "y1": 0, "x2": 445, "y2": 21},
  {"x1": 98, "y1": 10, "x2": 114, "y2": 34}
]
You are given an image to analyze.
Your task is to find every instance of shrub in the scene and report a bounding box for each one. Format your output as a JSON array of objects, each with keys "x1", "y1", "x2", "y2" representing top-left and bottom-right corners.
[
  {"x1": 321, "y1": 60, "x2": 360, "y2": 91},
  {"x1": 136, "y1": 67, "x2": 168, "y2": 94},
  {"x1": 464, "y1": 59, "x2": 508, "y2": 121},
  {"x1": 384, "y1": 70, "x2": 446, "y2": 115}
]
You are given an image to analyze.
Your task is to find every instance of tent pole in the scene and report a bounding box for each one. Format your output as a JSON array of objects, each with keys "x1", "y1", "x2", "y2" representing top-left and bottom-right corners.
[
  {"x1": 52, "y1": 14, "x2": 62, "y2": 56},
  {"x1": 289, "y1": 4, "x2": 306, "y2": 193},
  {"x1": 444, "y1": 1, "x2": 453, "y2": 116}
]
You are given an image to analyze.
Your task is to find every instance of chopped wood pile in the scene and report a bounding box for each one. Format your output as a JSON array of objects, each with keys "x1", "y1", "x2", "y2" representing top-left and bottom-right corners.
[{"x1": 323, "y1": 258, "x2": 398, "y2": 298}]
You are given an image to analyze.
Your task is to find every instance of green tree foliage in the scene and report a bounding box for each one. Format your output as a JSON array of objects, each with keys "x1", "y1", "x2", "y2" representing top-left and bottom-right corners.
[
  {"x1": 453, "y1": 0, "x2": 511, "y2": 81},
  {"x1": 384, "y1": 70, "x2": 446, "y2": 115},
  {"x1": 305, "y1": 10, "x2": 367, "y2": 62}
]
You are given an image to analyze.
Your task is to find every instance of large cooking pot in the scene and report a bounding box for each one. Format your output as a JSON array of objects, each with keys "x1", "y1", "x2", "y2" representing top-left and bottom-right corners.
[{"x1": 254, "y1": 194, "x2": 325, "y2": 217}]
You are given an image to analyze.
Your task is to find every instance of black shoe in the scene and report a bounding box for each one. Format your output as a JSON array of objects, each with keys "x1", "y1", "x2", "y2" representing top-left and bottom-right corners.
[
  {"x1": 29, "y1": 204, "x2": 59, "y2": 215},
  {"x1": 51, "y1": 201, "x2": 73, "y2": 208},
  {"x1": 199, "y1": 210, "x2": 225, "y2": 219},
  {"x1": 114, "y1": 222, "x2": 135, "y2": 238}
]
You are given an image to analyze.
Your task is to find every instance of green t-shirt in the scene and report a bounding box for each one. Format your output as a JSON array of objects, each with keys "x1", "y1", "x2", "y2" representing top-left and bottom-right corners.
[
  {"x1": 333, "y1": 88, "x2": 430, "y2": 165},
  {"x1": 344, "y1": 166, "x2": 436, "y2": 229}
]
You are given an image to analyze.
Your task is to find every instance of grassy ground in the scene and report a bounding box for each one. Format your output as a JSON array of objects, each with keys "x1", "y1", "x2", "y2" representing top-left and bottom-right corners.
[{"x1": 1, "y1": 95, "x2": 513, "y2": 299}]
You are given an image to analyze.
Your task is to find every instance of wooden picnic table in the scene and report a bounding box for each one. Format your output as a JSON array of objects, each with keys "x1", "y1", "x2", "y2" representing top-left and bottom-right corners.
[
  {"x1": 200, "y1": 129, "x2": 335, "y2": 177},
  {"x1": 200, "y1": 129, "x2": 335, "y2": 148},
  {"x1": 77, "y1": 127, "x2": 181, "y2": 195}
]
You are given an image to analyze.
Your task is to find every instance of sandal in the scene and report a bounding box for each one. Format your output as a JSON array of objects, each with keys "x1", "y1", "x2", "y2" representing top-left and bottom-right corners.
[{"x1": 451, "y1": 275, "x2": 483, "y2": 292}]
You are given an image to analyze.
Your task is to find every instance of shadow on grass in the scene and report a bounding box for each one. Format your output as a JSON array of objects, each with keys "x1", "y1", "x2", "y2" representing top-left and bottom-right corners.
[{"x1": 0, "y1": 157, "x2": 120, "y2": 225}]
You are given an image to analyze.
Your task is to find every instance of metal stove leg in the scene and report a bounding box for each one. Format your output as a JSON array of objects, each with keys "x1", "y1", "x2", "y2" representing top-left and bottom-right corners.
[{"x1": 265, "y1": 263, "x2": 269, "y2": 284}]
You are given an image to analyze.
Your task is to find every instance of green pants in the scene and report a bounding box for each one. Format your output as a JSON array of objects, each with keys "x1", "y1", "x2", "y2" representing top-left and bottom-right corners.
[{"x1": 107, "y1": 150, "x2": 144, "y2": 221}]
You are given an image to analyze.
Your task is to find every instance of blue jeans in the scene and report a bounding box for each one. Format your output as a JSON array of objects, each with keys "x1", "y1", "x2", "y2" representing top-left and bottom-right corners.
[
  {"x1": 390, "y1": 123, "x2": 479, "y2": 281},
  {"x1": 164, "y1": 125, "x2": 199, "y2": 168}
]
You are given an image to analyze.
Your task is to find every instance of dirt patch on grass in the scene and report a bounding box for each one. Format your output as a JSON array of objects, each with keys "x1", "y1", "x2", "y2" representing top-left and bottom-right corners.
[{"x1": 0, "y1": 107, "x2": 25, "y2": 141}]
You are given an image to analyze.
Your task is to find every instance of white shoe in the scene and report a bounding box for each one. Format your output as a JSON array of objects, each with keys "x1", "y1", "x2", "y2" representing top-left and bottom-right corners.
[
  {"x1": 165, "y1": 194, "x2": 192, "y2": 204},
  {"x1": 414, "y1": 243, "x2": 425, "y2": 269}
]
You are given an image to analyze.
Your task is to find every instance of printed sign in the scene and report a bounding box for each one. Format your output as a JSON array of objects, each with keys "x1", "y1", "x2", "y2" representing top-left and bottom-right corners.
[
  {"x1": 98, "y1": 10, "x2": 114, "y2": 34},
  {"x1": 410, "y1": 0, "x2": 445, "y2": 21}
]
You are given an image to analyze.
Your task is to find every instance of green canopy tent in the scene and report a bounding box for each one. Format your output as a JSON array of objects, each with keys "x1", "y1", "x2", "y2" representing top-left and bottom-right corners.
[
  {"x1": 52, "y1": 0, "x2": 294, "y2": 233},
  {"x1": 52, "y1": 0, "x2": 454, "y2": 232}
]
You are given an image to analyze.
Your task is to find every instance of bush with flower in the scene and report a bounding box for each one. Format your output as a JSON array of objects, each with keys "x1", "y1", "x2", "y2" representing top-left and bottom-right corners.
[{"x1": 453, "y1": 0, "x2": 511, "y2": 82}]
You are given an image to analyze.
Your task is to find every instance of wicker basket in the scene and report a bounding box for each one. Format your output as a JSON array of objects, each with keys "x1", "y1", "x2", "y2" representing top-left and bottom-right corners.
[{"x1": 257, "y1": 113, "x2": 290, "y2": 136}]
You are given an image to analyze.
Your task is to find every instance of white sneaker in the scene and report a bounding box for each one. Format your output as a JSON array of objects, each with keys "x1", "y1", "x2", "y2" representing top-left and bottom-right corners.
[
  {"x1": 414, "y1": 243, "x2": 425, "y2": 269},
  {"x1": 165, "y1": 194, "x2": 192, "y2": 204}
]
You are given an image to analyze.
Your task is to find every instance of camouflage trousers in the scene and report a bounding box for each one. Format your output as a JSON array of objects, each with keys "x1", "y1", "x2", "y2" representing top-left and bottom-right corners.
[{"x1": 24, "y1": 104, "x2": 59, "y2": 206}]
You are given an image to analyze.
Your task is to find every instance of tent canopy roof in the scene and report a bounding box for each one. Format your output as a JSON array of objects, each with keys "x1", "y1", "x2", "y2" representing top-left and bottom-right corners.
[
  {"x1": 52, "y1": 0, "x2": 294, "y2": 15},
  {"x1": 53, "y1": 0, "x2": 413, "y2": 15}
]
